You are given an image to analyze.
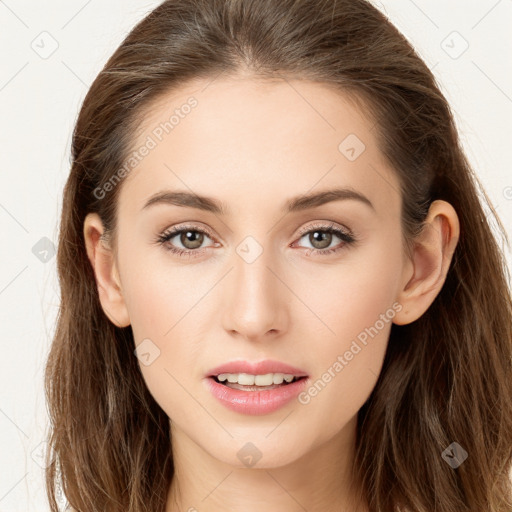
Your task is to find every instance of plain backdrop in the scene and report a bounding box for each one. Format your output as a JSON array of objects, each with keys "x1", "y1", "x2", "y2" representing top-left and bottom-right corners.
[{"x1": 0, "y1": 1, "x2": 511, "y2": 510}]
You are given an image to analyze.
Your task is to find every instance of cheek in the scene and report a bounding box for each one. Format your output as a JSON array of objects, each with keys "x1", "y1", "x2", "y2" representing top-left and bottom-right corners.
[
  {"x1": 296, "y1": 269, "x2": 394, "y2": 404},
  {"x1": 292, "y1": 237, "x2": 402, "y2": 427},
  {"x1": 119, "y1": 252, "x2": 209, "y2": 419},
  {"x1": 294, "y1": 234, "x2": 402, "y2": 348},
  {"x1": 120, "y1": 248, "x2": 196, "y2": 341},
  {"x1": 126, "y1": 276, "x2": 197, "y2": 364}
]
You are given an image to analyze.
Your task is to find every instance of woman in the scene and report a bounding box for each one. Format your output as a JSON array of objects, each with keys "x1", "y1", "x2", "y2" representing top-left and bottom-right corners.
[{"x1": 44, "y1": 0, "x2": 512, "y2": 510}]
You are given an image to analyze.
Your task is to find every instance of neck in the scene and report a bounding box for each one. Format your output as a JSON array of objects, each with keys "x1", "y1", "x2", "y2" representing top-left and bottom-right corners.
[{"x1": 165, "y1": 415, "x2": 369, "y2": 512}]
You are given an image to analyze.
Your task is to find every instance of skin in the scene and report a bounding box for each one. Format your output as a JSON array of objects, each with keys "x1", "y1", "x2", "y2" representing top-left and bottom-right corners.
[{"x1": 84, "y1": 76, "x2": 459, "y2": 512}]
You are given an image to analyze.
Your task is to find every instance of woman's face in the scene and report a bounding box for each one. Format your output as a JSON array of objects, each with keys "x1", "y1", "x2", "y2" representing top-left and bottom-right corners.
[{"x1": 111, "y1": 76, "x2": 410, "y2": 467}]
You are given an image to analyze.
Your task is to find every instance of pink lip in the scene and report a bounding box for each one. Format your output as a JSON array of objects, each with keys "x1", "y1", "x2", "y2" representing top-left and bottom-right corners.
[
  {"x1": 206, "y1": 359, "x2": 308, "y2": 378},
  {"x1": 204, "y1": 375, "x2": 309, "y2": 415},
  {"x1": 204, "y1": 359, "x2": 309, "y2": 415}
]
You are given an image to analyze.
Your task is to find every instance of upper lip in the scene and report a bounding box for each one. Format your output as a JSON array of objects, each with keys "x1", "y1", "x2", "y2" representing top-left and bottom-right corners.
[{"x1": 206, "y1": 359, "x2": 308, "y2": 378}]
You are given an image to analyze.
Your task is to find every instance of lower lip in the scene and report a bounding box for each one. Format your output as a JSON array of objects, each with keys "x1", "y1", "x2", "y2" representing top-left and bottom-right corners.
[{"x1": 205, "y1": 376, "x2": 309, "y2": 415}]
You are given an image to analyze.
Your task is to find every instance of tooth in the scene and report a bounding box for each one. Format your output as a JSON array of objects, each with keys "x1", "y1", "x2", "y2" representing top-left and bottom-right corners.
[
  {"x1": 237, "y1": 373, "x2": 255, "y2": 385},
  {"x1": 215, "y1": 372, "x2": 300, "y2": 385},
  {"x1": 254, "y1": 373, "x2": 274, "y2": 386},
  {"x1": 272, "y1": 373, "x2": 284, "y2": 384}
]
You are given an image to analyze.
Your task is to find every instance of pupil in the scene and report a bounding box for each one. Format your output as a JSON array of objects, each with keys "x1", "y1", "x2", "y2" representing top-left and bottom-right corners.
[
  {"x1": 181, "y1": 230, "x2": 203, "y2": 249},
  {"x1": 311, "y1": 231, "x2": 331, "y2": 249}
]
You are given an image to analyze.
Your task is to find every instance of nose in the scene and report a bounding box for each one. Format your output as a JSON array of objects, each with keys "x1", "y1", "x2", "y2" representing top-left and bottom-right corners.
[{"x1": 221, "y1": 243, "x2": 290, "y2": 342}]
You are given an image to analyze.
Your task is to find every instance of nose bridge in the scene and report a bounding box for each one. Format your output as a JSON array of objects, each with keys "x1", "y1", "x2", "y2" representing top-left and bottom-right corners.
[{"x1": 222, "y1": 235, "x2": 288, "y2": 339}]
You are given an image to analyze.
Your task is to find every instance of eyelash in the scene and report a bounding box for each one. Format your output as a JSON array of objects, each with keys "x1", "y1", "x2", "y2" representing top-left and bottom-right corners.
[{"x1": 155, "y1": 222, "x2": 356, "y2": 259}]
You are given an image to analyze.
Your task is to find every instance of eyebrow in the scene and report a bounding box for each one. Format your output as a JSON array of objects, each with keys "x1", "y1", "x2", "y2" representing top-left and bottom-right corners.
[{"x1": 141, "y1": 187, "x2": 375, "y2": 214}]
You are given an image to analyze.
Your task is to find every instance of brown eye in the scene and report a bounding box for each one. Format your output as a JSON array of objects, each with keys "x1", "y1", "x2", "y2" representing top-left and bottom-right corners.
[
  {"x1": 308, "y1": 230, "x2": 333, "y2": 250},
  {"x1": 294, "y1": 223, "x2": 356, "y2": 256},
  {"x1": 179, "y1": 230, "x2": 204, "y2": 249},
  {"x1": 156, "y1": 225, "x2": 215, "y2": 256}
]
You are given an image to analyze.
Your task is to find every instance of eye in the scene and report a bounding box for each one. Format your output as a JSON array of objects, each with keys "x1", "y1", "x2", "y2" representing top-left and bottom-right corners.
[
  {"x1": 155, "y1": 224, "x2": 217, "y2": 259},
  {"x1": 292, "y1": 221, "x2": 356, "y2": 256},
  {"x1": 155, "y1": 221, "x2": 356, "y2": 259}
]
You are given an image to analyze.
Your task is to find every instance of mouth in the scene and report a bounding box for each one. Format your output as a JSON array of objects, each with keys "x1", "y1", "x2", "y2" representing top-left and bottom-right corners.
[
  {"x1": 204, "y1": 360, "x2": 309, "y2": 414},
  {"x1": 205, "y1": 370, "x2": 310, "y2": 415},
  {"x1": 210, "y1": 373, "x2": 307, "y2": 391}
]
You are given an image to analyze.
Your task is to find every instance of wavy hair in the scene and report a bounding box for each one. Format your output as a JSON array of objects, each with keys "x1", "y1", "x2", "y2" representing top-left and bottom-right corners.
[{"x1": 44, "y1": 0, "x2": 512, "y2": 510}]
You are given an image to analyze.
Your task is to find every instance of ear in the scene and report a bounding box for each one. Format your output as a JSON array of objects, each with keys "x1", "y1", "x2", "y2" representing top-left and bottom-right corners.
[
  {"x1": 83, "y1": 213, "x2": 131, "y2": 327},
  {"x1": 393, "y1": 200, "x2": 460, "y2": 325}
]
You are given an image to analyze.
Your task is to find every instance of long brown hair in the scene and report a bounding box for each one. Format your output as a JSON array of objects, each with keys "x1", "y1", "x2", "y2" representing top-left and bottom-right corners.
[{"x1": 44, "y1": 0, "x2": 512, "y2": 510}]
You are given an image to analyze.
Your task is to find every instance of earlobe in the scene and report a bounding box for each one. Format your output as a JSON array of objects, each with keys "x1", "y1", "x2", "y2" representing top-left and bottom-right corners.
[
  {"x1": 393, "y1": 200, "x2": 460, "y2": 326},
  {"x1": 83, "y1": 213, "x2": 131, "y2": 328}
]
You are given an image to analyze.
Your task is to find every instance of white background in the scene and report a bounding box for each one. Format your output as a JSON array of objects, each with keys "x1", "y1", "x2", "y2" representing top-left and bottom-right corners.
[{"x1": 0, "y1": 1, "x2": 511, "y2": 510}]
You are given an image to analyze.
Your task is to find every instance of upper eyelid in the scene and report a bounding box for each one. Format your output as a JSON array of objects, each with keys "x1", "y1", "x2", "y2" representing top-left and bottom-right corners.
[
  {"x1": 163, "y1": 221, "x2": 348, "y2": 236},
  {"x1": 163, "y1": 223, "x2": 215, "y2": 239},
  {"x1": 296, "y1": 221, "x2": 351, "y2": 236}
]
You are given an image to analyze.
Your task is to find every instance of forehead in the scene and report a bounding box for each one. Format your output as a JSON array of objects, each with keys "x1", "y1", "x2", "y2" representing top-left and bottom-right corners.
[{"x1": 118, "y1": 76, "x2": 401, "y2": 219}]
